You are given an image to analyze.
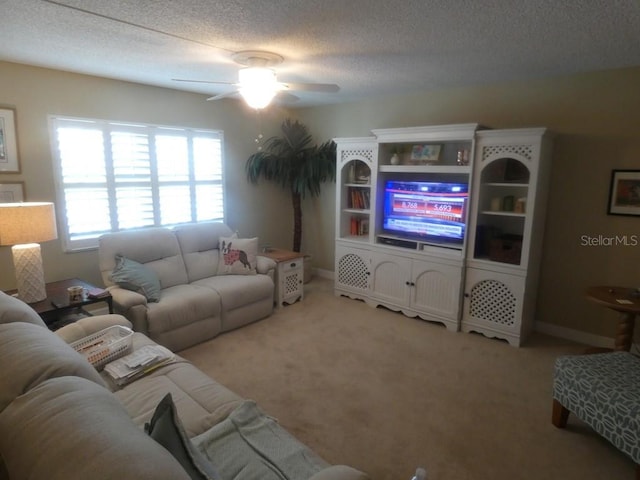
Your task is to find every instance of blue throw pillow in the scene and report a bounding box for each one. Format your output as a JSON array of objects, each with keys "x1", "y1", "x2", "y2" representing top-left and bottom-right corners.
[{"x1": 110, "y1": 255, "x2": 161, "y2": 302}]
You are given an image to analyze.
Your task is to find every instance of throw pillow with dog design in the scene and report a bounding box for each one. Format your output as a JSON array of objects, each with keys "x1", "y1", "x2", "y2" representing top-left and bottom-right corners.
[{"x1": 217, "y1": 236, "x2": 258, "y2": 275}]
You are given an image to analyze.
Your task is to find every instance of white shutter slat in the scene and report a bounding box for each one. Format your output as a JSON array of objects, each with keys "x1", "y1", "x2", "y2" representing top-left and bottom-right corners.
[
  {"x1": 116, "y1": 187, "x2": 154, "y2": 229},
  {"x1": 157, "y1": 135, "x2": 189, "y2": 182}
]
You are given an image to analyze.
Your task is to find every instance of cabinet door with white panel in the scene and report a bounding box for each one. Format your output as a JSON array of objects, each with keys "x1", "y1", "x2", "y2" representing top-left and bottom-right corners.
[
  {"x1": 369, "y1": 250, "x2": 463, "y2": 331},
  {"x1": 462, "y1": 267, "x2": 526, "y2": 346},
  {"x1": 370, "y1": 251, "x2": 412, "y2": 306},
  {"x1": 410, "y1": 258, "x2": 463, "y2": 330},
  {"x1": 334, "y1": 242, "x2": 371, "y2": 299}
]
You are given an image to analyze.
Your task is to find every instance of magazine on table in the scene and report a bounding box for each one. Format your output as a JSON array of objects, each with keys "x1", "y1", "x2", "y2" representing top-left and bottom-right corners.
[{"x1": 104, "y1": 345, "x2": 175, "y2": 385}]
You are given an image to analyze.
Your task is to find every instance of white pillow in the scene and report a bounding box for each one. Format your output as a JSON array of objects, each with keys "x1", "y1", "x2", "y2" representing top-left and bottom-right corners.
[{"x1": 217, "y1": 237, "x2": 258, "y2": 275}]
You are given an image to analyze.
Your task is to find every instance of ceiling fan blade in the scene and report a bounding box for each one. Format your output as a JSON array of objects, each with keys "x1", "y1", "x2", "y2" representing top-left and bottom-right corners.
[
  {"x1": 172, "y1": 78, "x2": 234, "y2": 86},
  {"x1": 206, "y1": 90, "x2": 240, "y2": 101},
  {"x1": 275, "y1": 92, "x2": 300, "y2": 103},
  {"x1": 281, "y1": 82, "x2": 340, "y2": 93}
]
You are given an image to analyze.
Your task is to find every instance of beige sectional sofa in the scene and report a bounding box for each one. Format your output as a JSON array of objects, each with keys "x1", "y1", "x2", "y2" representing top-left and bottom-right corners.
[
  {"x1": 98, "y1": 222, "x2": 276, "y2": 352},
  {"x1": 0, "y1": 290, "x2": 369, "y2": 480}
]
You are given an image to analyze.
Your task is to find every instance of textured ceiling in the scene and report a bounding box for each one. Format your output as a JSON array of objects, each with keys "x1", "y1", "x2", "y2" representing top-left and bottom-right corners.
[{"x1": 1, "y1": 0, "x2": 640, "y2": 107}]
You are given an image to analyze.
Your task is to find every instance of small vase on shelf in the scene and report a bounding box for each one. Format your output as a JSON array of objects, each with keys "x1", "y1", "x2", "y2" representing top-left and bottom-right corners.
[{"x1": 390, "y1": 153, "x2": 400, "y2": 165}]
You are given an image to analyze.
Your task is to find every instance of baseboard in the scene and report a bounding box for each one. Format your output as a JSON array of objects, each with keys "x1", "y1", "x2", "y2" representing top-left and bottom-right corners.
[
  {"x1": 314, "y1": 268, "x2": 334, "y2": 280},
  {"x1": 535, "y1": 321, "x2": 614, "y2": 349}
]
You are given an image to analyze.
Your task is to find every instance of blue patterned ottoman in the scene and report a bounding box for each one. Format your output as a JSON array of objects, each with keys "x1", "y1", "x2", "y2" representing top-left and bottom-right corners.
[{"x1": 552, "y1": 352, "x2": 640, "y2": 477}]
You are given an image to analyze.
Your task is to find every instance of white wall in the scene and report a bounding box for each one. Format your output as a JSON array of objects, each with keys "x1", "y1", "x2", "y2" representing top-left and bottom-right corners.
[{"x1": 0, "y1": 61, "x2": 291, "y2": 288}]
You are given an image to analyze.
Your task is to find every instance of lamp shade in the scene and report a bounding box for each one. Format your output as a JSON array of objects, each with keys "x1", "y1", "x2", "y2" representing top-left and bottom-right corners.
[
  {"x1": 238, "y1": 67, "x2": 279, "y2": 109},
  {"x1": 0, "y1": 202, "x2": 58, "y2": 246}
]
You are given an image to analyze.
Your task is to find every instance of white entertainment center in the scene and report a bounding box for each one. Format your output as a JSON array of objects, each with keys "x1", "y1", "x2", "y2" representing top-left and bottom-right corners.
[{"x1": 334, "y1": 124, "x2": 553, "y2": 346}]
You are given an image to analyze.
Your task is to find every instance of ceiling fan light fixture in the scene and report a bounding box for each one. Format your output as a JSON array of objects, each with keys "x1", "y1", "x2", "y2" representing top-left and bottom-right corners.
[{"x1": 238, "y1": 67, "x2": 279, "y2": 109}]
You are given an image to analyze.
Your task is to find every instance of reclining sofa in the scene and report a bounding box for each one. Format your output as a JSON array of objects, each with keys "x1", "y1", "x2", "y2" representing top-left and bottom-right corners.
[
  {"x1": 98, "y1": 222, "x2": 276, "y2": 352},
  {"x1": 0, "y1": 290, "x2": 369, "y2": 480}
]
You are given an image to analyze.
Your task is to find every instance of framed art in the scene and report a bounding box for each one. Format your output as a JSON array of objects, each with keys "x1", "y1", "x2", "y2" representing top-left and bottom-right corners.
[
  {"x1": 0, "y1": 107, "x2": 20, "y2": 173},
  {"x1": 608, "y1": 169, "x2": 640, "y2": 216},
  {"x1": 410, "y1": 144, "x2": 442, "y2": 164},
  {"x1": 0, "y1": 182, "x2": 25, "y2": 203}
]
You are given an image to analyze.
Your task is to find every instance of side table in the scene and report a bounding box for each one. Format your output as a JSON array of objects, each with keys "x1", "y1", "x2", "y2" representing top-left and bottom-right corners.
[
  {"x1": 261, "y1": 249, "x2": 304, "y2": 308},
  {"x1": 7, "y1": 278, "x2": 113, "y2": 331},
  {"x1": 585, "y1": 285, "x2": 640, "y2": 351}
]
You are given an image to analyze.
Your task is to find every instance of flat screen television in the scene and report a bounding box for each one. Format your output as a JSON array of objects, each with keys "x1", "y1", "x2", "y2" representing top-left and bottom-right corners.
[{"x1": 382, "y1": 180, "x2": 468, "y2": 247}]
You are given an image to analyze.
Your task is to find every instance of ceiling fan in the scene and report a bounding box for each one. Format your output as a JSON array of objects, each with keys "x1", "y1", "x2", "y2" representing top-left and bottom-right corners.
[{"x1": 173, "y1": 51, "x2": 340, "y2": 109}]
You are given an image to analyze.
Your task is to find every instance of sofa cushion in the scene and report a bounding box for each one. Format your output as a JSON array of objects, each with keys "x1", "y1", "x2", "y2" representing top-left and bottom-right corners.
[
  {"x1": 111, "y1": 255, "x2": 162, "y2": 302},
  {"x1": 0, "y1": 290, "x2": 46, "y2": 327},
  {"x1": 218, "y1": 236, "x2": 258, "y2": 275},
  {"x1": 0, "y1": 376, "x2": 192, "y2": 480},
  {"x1": 174, "y1": 222, "x2": 234, "y2": 282},
  {"x1": 0, "y1": 322, "x2": 105, "y2": 413},
  {"x1": 115, "y1": 360, "x2": 243, "y2": 437},
  {"x1": 99, "y1": 227, "x2": 189, "y2": 289},
  {"x1": 146, "y1": 284, "x2": 221, "y2": 337},
  {"x1": 145, "y1": 393, "x2": 220, "y2": 480},
  {"x1": 193, "y1": 275, "x2": 273, "y2": 312}
]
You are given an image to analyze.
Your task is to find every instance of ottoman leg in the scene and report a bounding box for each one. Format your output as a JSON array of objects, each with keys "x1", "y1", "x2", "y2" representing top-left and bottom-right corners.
[{"x1": 552, "y1": 399, "x2": 569, "y2": 428}]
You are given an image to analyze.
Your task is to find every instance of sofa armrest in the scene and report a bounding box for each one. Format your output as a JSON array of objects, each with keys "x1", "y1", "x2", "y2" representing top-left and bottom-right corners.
[
  {"x1": 108, "y1": 286, "x2": 148, "y2": 309},
  {"x1": 107, "y1": 287, "x2": 151, "y2": 334},
  {"x1": 55, "y1": 314, "x2": 132, "y2": 344},
  {"x1": 256, "y1": 255, "x2": 277, "y2": 277},
  {"x1": 308, "y1": 465, "x2": 370, "y2": 480}
]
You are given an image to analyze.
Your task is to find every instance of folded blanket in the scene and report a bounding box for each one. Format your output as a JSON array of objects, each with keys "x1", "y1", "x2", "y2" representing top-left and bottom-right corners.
[{"x1": 192, "y1": 400, "x2": 329, "y2": 480}]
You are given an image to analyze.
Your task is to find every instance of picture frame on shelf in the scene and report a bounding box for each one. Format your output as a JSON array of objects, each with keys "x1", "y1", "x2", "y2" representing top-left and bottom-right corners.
[
  {"x1": 607, "y1": 169, "x2": 640, "y2": 216},
  {"x1": 0, "y1": 181, "x2": 25, "y2": 203},
  {"x1": 0, "y1": 107, "x2": 20, "y2": 173},
  {"x1": 410, "y1": 144, "x2": 441, "y2": 164}
]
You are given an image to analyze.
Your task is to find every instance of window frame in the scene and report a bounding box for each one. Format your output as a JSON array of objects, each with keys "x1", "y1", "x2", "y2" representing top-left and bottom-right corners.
[{"x1": 49, "y1": 115, "x2": 226, "y2": 252}]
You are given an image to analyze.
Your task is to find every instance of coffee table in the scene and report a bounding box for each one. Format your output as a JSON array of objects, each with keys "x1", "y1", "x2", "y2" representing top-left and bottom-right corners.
[{"x1": 7, "y1": 278, "x2": 113, "y2": 331}]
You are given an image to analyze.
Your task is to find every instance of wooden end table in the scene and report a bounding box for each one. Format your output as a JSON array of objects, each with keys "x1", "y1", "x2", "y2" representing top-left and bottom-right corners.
[
  {"x1": 7, "y1": 278, "x2": 113, "y2": 331},
  {"x1": 585, "y1": 285, "x2": 640, "y2": 351},
  {"x1": 260, "y1": 249, "x2": 304, "y2": 308}
]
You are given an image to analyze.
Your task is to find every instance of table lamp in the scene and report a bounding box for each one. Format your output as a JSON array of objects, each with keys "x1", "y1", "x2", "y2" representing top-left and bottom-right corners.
[{"x1": 0, "y1": 202, "x2": 58, "y2": 303}]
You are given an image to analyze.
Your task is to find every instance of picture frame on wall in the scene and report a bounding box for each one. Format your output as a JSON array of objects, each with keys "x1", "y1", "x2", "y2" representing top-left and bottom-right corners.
[
  {"x1": 0, "y1": 107, "x2": 20, "y2": 173},
  {"x1": 0, "y1": 182, "x2": 25, "y2": 203},
  {"x1": 608, "y1": 169, "x2": 640, "y2": 216}
]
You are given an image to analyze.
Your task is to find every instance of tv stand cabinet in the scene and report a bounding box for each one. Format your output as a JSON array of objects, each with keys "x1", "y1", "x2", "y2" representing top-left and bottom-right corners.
[{"x1": 334, "y1": 125, "x2": 553, "y2": 345}]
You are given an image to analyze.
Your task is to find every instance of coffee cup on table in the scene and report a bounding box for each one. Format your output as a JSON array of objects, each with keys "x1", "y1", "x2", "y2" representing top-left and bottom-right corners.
[{"x1": 67, "y1": 286, "x2": 84, "y2": 303}]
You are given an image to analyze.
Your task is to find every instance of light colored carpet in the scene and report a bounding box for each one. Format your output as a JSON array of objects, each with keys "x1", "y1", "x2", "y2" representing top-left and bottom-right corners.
[{"x1": 180, "y1": 278, "x2": 635, "y2": 480}]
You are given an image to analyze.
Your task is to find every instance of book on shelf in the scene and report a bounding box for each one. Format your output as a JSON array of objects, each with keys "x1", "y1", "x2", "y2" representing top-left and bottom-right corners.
[
  {"x1": 350, "y1": 217, "x2": 369, "y2": 236},
  {"x1": 348, "y1": 188, "x2": 370, "y2": 210},
  {"x1": 104, "y1": 344, "x2": 175, "y2": 385}
]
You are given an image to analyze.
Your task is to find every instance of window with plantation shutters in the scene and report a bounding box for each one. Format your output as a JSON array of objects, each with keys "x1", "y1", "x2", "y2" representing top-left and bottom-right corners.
[{"x1": 50, "y1": 116, "x2": 225, "y2": 251}]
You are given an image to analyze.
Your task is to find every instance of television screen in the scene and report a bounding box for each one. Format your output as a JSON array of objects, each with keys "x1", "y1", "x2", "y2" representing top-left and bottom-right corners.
[{"x1": 382, "y1": 180, "x2": 468, "y2": 245}]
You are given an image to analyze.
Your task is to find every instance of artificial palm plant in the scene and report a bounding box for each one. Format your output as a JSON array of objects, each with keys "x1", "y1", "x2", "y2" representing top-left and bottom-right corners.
[{"x1": 246, "y1": 118, "x2": 336, "y2": 252}]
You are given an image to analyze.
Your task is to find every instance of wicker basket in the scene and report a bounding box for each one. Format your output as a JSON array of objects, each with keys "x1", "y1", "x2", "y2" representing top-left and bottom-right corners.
[{"x1": 70, "y1": 325, "x2": 133, "y2": 370}]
